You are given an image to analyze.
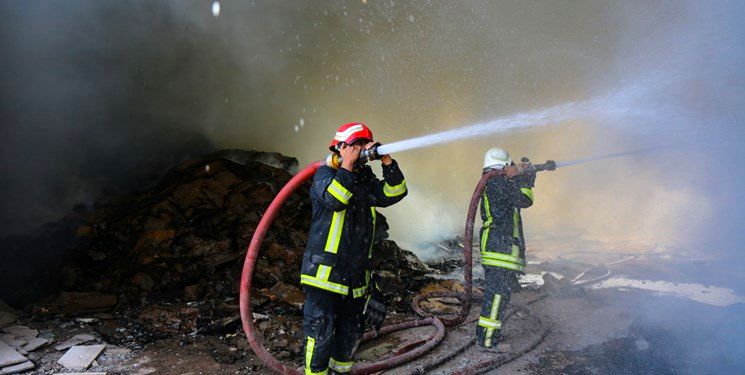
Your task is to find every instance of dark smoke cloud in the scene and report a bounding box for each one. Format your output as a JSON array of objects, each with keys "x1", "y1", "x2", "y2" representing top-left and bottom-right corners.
[
  {"x1": 0, "y1": 1, "x2": 221, "y2": 236},
  {"x1": 0, "y1": 1, "x2": 361, "y2": 236}
]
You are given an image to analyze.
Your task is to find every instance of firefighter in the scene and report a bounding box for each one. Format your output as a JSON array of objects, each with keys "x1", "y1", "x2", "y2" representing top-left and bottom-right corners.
[
  {"x1": 301, "y1": 122, "x2": 407, "y2": 375},
  {"x1": 475, "y1": 147, "x2": 536, "y2": 351}
]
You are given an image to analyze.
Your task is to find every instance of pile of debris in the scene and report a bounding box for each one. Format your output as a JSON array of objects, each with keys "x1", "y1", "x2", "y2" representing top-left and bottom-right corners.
[
  {"x1": 370, "y1": 237, "x2": 438, "y2": 311},
  {"x1": 0, "y1": 150, "x2": 440, "y2": 372},
  {"x1": 0, "y1": 281, "x2": 41, "y2": 374},
  {"x1": 0, "y1": 302, "x2": 133, "y2": 375},
  {"x1": 1, "y1": 150, "x2": 311, "y2": 307}
]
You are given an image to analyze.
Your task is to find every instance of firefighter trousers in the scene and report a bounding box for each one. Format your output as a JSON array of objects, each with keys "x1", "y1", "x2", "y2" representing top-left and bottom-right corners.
[
  {"x1": 303, "y1": 286, "x2": 365, "y2": 375},
  {"x1": 475, "y1": 265, "x2": 519, "y2": 348}
]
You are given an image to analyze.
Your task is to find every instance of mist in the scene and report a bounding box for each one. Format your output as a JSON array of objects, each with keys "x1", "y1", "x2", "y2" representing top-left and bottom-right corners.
[
  {"x1": 6, "y1": 0, "x2": 742, "y2": 267},
  {"x1": 2, "y1": 0, "x2": 744, "y2": 372}
]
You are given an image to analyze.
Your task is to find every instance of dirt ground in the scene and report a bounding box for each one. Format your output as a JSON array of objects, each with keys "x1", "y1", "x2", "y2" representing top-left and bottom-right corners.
[{"x1": 4, "y1": 237, "x2": 744, "y2": 374}]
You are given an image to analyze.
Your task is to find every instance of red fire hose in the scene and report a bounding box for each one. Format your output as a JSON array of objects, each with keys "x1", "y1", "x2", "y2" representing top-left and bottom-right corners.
[
  {"x1": 239, "y1": 161, "x2": 445, "y2": 375},
  {"x1": 411, "y1": 169, "x2": 504, "y2": 325}
]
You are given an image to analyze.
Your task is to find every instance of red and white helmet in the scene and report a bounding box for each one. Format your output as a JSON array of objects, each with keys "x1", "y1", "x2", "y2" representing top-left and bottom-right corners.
[{"x1": 329, "y1": 122, "x2": 374, "y2": 151}]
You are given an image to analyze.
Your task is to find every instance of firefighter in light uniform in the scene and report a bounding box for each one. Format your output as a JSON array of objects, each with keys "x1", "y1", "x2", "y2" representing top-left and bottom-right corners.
[
  {"x1": 301, "y1": 123, "x2": 407, "y2": 375},
  {"x1": 476, "y1": 147, "x2": 537, "y2": 351}
]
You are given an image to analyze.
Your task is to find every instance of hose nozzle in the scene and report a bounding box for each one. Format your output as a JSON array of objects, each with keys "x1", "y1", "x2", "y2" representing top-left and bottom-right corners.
[
  {"x1": 359, "y1": 142, "x2": 381, "y2": 163},
  {"x1": 517, "y1": 157, "x2": 557, "y2": 174},
  {"x1": 535, "y1": 160, "x2": 557, "y2": 171},
  {"x1": 324, "y1": 143, "x2": 382, "y2": 170}
]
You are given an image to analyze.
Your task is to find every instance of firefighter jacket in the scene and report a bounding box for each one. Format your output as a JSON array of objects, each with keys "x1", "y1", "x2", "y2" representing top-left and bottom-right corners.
[
  {"x1": 300, "y1": 160, "x2": 407, "y2": 298},
  {"x1": 479, "y1": 172, "x2": 534, "y2": 272}
]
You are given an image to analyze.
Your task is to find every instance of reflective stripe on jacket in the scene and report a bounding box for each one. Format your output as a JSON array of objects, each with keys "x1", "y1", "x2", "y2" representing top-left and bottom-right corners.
[
  {"x1": 479, "y1": 174, "x2": 533, "y2": 271},
  {"x1": 300, "y1": 160, "x2": 407, "y2": 297}
]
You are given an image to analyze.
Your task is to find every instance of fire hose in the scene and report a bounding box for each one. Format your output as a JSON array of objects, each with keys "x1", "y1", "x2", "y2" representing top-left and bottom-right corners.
[
  {"x1": 412, "y1": 159, "x2": 556, "y2": 323},
  {"x1": 407, "y1": 161, "x2": 555, "y2": 374},
  {"x1": 239, "y1": 160, "x2": 445, "y2": 375},
  {"x1": 239, "y1": 154, "x2": 555, "y2": 374}
]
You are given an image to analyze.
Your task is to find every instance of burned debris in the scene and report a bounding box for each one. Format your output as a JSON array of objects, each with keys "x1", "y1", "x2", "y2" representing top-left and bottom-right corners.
[{"x1": 0, "y1": 150, "x2": 436, "y2": 374}]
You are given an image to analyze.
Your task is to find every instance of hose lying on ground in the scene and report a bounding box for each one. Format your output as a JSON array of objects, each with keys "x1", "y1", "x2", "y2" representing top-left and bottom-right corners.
[
  {"x1": 240, "y1": 164, "x2": 548, "y2": 374},
  {"x1": 411, "y1": 169, "x2": 504, "y2": 325},
  {"x1": 405, "y1": 300, "x2": 549, "y2": 375},
  {"x1": 409, "y1": 169, "x2": 552, "y2": 374},
  {"x1": 239, "y1": 161, "x2": 446, "y2": 375},
  {"x1": 443, "y1": 306, "x2": 550, "y2": 375}
]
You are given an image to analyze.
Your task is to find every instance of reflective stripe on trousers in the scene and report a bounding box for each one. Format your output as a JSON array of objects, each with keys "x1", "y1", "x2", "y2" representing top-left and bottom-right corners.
[
  {"x1": 480, "y1": 293, "x2": 502, "y2": 348},
  {"x1": 305, "y1": 336, "x2": 328, "y2": 375},
  {"x1": 329, "y1": 357, "x2": 354, "y2": 373}
]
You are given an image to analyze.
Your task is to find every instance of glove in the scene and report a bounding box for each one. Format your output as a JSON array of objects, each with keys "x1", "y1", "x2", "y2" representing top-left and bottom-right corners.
[
  {"x1": 503, "y1": 165, "x2": 520, "y2": 179},
  {"x1": 363, "y1": 273, "x2": 387, "y2": 336},
  {"x1": 517, "y1": 162, "x2": 536, "y2": 188}
]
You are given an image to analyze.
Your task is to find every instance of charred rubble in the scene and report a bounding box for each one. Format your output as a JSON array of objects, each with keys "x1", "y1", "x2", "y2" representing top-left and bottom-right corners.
[{"x1": 0, "y1": 150, "x2": 441, "y2": 373}]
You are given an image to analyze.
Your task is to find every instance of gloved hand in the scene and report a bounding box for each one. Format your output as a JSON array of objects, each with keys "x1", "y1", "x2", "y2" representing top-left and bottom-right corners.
[
  {"x1": 363, "y1": 273, "x2": 387, "y2": 336},
  {"x1": 503, "y1": 165, "x2": 520, "y2": 179},
  {"x1": 517, "y1": 162, "x2": 536, "y2": 187}
]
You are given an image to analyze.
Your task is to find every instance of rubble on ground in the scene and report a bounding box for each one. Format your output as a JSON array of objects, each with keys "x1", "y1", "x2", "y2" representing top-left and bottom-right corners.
[
  {"x1": 422, "y1": 237, "x2": 467, "y2": 275},
  {"x1": 0, "y1": 150, "x2": 441, "y2": 373},
  {"x1": 416, "y1": 280, "x2": 468, "y2": 316}
]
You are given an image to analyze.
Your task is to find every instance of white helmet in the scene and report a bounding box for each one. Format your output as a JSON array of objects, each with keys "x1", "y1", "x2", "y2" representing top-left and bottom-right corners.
[{"x1": 483, "y1": 147, "x2": 512, "y2": 169}]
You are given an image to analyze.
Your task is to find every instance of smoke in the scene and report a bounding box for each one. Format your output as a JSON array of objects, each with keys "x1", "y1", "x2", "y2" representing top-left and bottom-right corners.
[
  {"x1": 1, "y1": 1, "x2": 743, "y2": 261},
  {"x1": 1, "y1": 2, "x2": 743, "y2": 258},
  {"x1": 0, "y1": 1, "x2": 222, "y2": 236},
  {"x1": 1, "y1": 0, "x2": 744, "y2": 371}
]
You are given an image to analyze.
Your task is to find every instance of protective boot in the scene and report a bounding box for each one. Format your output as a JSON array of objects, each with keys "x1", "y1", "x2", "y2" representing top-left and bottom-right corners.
[{"x1": 476, "y1": 342, "x2": 512, "y2": 353}]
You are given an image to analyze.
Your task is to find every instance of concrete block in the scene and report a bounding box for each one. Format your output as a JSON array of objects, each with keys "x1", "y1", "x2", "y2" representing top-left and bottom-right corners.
[
  {"x1": 0, "y1": 360, "x2": 34, "y2": 374},
  {"x1": 57, "y1": 345, "x2": 105, "y2": 370},
  {"x1": 0, "y1": 340, "x2": 26, "y2": 367}
]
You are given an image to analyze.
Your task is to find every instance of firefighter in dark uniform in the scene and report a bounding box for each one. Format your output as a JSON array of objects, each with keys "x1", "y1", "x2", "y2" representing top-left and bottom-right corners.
[
  {"x1": 301, "y1": 122, "x2": 407, "y2": 375},
  {"x1": 476, "y1": 147, "x2": 537, "y2": 351}
]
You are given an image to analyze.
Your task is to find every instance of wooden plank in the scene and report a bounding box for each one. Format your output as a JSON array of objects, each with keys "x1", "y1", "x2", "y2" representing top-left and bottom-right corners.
[
  {"x1": 0, "y1": 340, "x2": 26, "y2": 367},
  {"x1": 0, "y1": 360, "x2": 34, "y2": 375},
  {"x1": 57, "y1": 345, "x2": 105, "y2": 370}
]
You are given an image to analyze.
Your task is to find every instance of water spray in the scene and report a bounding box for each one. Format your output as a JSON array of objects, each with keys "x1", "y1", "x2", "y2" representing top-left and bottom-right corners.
[
  {"x1": 243, "y1": 84, "x2": 680, "y2": 372},
  {"x1": 555, "y1": 145, "x2": 668, "y2": 168},
  {"x1": 366, "y1": 78, "x2": 666, "y2": 157},
  {"x1": 498, "y1": 145, "x2": 663, "y2": 178}
]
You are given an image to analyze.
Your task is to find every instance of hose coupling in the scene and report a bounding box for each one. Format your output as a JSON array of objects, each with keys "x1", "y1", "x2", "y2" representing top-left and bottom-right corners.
[
  {"x1": 325, "y1": 153, "x2": 343, "y2": 169},
  {"x1": 325, "y1": 143, "x2": 381, "y2": 169}
]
